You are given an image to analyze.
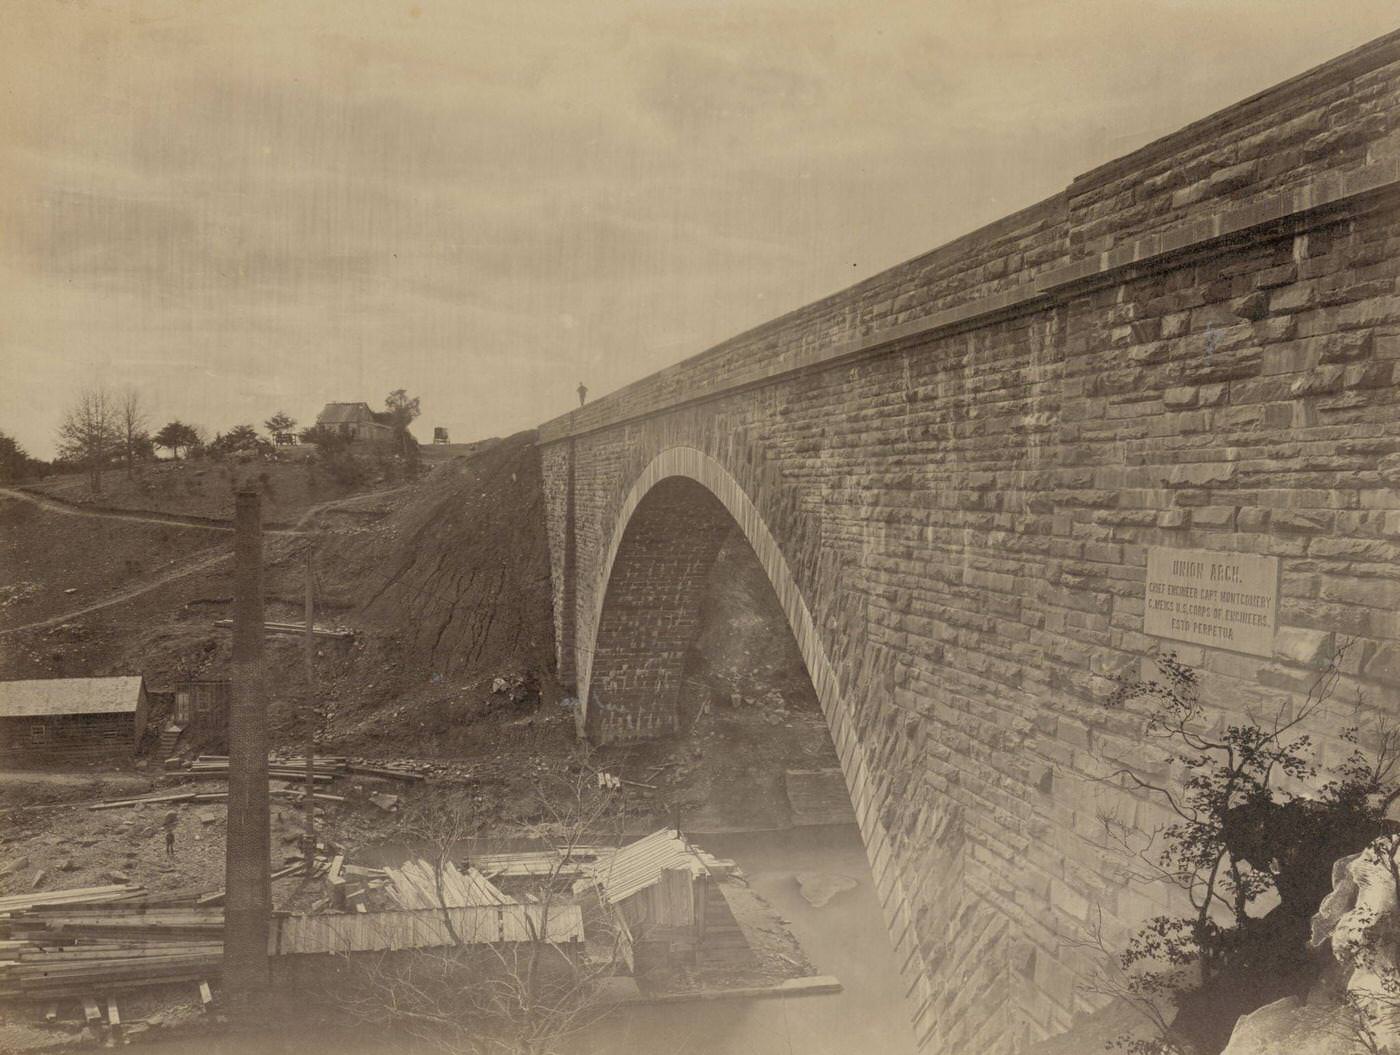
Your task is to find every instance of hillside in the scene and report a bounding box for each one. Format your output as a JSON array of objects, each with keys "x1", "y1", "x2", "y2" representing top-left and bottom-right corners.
[
  {"x1": 1, "y1": 432, "x2": 842, "y2": 833},
  {"x1": 21, "y1": 450, "x2": 397, "y2": 528}
]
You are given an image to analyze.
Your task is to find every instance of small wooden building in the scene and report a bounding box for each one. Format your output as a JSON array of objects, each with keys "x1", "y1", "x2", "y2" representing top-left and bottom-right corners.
[
  {"x1": 0, "y1": 676, "x2": 149, "y2": 762},
  {"x1": 173, "y1": 679, "x2": 229, "y2": 734},
  {"x1": 584, "y1": 828, "x2": 711, "y2": 970},
  {"x1": 314, "y1": 402, "x2": 395, "y2": 444}
]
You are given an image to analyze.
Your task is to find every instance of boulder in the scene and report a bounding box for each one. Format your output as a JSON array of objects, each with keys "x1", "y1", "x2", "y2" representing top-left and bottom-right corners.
[
  {"x1": 1309, "y1": 852, "x2": 1361, "y2": 948},
  {"x1": 794, "y1": 872, "x2": 858, "y2": 908},
  {"x1": 1219, "y1": 996, "x2": 1355, "y2": 1055},
  {"x1": 1, "y1": 855, "x2": 31, "y2": 877}
]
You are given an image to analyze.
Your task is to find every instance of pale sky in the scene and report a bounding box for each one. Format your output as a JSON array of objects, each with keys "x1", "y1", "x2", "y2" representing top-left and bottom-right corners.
[{"x1": 2, "y1": 1, "x2": 1396, "y2": 458}]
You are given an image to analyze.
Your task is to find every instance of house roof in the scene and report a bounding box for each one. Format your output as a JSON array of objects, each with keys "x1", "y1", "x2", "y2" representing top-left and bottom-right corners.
[
  {"x1": 589, "y1": 828, "x2": 709, "y2": 905},
  {"x1": 316, "y1": 402, "x2": 375, "y2": 425},
  {"x1": 0, "y1": 677, "x2": 145, "y2": 719}
]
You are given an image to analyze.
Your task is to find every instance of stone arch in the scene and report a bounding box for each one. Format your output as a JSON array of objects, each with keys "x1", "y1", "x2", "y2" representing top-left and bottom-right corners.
[
  {"x1": 577, "y1": 446, "x2": 930, "y2": 1039},
  {"x1": 579, "y1": 447, "x2": 839, "y2": 743}
]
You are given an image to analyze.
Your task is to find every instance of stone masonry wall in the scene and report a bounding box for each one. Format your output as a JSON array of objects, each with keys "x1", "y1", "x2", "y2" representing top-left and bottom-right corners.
[
  {"x1": 539, "y1": 31, "x2": 1400, "y2": 1055},
  {"x1": 587, "y1": 477, "x2": 735, "y2": 741}
]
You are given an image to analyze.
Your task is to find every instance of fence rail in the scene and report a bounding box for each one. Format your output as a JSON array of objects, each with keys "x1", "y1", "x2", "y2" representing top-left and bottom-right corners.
[{"x1": 271, "y1": 904, "x2": 585, "y2": 955}]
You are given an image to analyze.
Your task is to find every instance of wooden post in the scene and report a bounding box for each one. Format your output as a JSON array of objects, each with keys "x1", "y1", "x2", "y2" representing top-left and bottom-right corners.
[
  {"x1": 224, "y1": 490, "x2": 270, "y2": 1018},
  {"x1": 303, "y1": 546, "x2": 316, "y2": 876}
]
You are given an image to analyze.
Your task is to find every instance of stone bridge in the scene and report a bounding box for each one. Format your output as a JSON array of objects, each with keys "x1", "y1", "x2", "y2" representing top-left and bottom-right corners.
[{"x1": 539, "y1": 31, "x2": 1400, "y2": 1054}]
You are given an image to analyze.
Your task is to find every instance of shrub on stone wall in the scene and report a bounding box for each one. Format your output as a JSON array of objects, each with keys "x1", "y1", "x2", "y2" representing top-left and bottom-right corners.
[{"x1": 1093, "y1": 648, "x2": 1398, "y2": 1055}]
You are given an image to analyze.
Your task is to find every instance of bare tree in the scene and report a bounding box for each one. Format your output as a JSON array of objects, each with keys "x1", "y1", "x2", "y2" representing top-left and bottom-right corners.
[
  {"x1": 57, "y1": 386, "x2": 120, "y2": 493},
  {"x1": 332, "y1": 753, "x2": 630, "y2": 1055},
  {"x1": 119, "y1": 388, "x2": 150, "y2": 477}
]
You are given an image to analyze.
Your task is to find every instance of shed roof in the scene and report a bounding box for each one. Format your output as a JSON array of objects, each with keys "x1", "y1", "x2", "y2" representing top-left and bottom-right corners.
[
  {"x1": 0, "y1": 677, "x2": 145, "y2": 719},
  {"x1": 590, "y1": 828, "x2": 709, "y2": 905},
  {"x1": 316, "y1": 402, "x2": 374, "y2": 425}
]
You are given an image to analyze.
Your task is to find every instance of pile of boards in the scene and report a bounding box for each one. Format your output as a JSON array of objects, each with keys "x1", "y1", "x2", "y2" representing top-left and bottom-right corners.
[
  {"x1": 470, "y1": 847, "x2": 612, "y2": 881},
  {"x1": 185, "y1": 754, "x2": 424, "y2": 785},
  {"x1": 0, "y1": 887, "x2": 221, "y2": 1001},
  {"x1": 384, "y1": 859, "x2": 514, "y2": 909},
  {"x1": 211, "y1": 618, "x2": 353, "y2": 641}
]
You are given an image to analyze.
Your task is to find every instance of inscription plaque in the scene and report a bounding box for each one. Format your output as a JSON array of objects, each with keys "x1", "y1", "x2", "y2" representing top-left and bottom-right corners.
[{"x1": 1144, "y1": 547, "x2": 1280, "y2": 658}]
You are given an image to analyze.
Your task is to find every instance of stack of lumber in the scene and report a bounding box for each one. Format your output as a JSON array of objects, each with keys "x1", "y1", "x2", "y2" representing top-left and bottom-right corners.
[
  {"x1": 212, "y1": 618, "x2": 353, "y2": 640},
  {"x1": 471, "y1": 846, "x2": 611, "y2": 881},
  {"x1": 0, "y1": 904, "x2": 224, "y2": 1000},
  {"x1": 86, "y1": 784, "x2": 345, "y2": 811},
  {"x1": 173, "y1": 754, "x2": 423, "y2": 785},
  {"x1": 384, "y1": 859, "x2": 515, "y2": 909},
  {"x1": 0, "y1": 886, "x2": 147, "y2": 919},
  {"x1": 88, "y1": 789, "x2": 227, "y2": 811},
  {"x1": 346, "y1": 763, "x2": 425, "y2": 784},
  {"x1": 8, "y1": 906, "x2": 224, "y2": 943},
  {"x1": 189, "y1": 755, "x2": 341, "y2": 783}
]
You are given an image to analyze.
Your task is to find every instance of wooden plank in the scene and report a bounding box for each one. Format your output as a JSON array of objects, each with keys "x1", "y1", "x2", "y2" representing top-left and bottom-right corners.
[
  {"x1": 82, "y1": 996, "x2": 100, "y2": 1022},
  {"x1": 198, "y1": 980, "x2": 213, "y2": 1009},
  {"x1": 106, "y1": 996, "x2": 120, "y2": 1026},
  {"x1": 268, "y1": 903, "x2": 584, "y2": 955}
]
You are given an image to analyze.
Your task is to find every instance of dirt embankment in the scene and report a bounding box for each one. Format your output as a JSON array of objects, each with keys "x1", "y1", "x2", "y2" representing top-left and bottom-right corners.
[
  {"x1": 0, "y1": 433, "x2": 566, "y2": 770},
  {"x1": 1, "y1": 431, "x2": 841, "y2": 834}
]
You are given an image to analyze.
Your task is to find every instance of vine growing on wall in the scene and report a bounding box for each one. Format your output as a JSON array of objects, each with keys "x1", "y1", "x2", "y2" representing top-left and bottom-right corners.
[{"x1": 1081, "y1": 645, "x2": 1400, "y2": 1054}]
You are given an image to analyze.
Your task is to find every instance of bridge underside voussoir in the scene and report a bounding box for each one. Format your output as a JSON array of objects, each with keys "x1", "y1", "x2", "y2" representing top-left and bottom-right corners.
[{"x1": 586, "y1": 476, "x2": 734, "y2": 743}]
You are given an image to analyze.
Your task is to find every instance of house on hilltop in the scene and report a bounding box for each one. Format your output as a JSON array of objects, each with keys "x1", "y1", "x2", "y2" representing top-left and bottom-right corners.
[
  {"x1": 314, "y1": 402, "x2": 396, "y2": 444},
  {"x1": 0, "y1": 676, "x2": 149, "y2": 762}
]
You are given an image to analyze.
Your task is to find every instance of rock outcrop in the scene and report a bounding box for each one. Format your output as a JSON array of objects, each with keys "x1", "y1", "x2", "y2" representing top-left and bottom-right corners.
[{"x1": 1222, "y1": 836, "x2": 1400, "y2": 1054}]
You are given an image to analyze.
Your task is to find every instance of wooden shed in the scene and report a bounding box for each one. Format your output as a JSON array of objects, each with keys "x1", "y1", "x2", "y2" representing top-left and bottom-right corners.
[
  {"x1": 173, "y1": 679, "x2": 229, "y2": 734},
  {"x1": 0, "y1": 676, "x2": 149, "y2": 762},
  {"x1": 583, "y1": 828, "x2": 711, "y2": 970}
]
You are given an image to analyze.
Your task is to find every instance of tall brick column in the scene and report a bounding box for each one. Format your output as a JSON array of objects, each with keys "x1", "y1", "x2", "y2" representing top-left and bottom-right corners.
[
  {"x1": 223, "y1": 490, "x2": 270, "y2": 1010},
  {"x1": 587, "y1": 477, "x2": 734, "y2": 741}
]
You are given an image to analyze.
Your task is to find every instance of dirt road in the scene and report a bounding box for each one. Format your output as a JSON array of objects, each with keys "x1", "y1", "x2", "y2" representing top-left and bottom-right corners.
[
  {"x1": 0, "y1": 486, "x2": 237, "y2": 532},
  {"x1": 0, "y1": 484, "x2": 405, "y2": 636},
  {"x1": 0, "y1": 547, "x2": 232, "y2": 636}
]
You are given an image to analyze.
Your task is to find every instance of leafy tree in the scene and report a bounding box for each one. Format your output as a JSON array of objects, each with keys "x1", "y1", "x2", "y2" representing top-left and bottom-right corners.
[
  {"x1": 0, "y1": 430, "x2": 38, "y2": 484},
  {"x1": 385, "y1": 389, "x2": 421, "y2": 458},
  {"x1": 57, "y1": 386, "x2": 120, "y2": 493},
  {"x1": 385, "y1": 389, "x2": 420, "y2": 429},
  {"x1": 208, "y1": 424, "x2": 271, "y2": 459},
  {"x1": 154, "y1": 420, "x2": 201, "y2": 460},
  {"x1": 264, "y1": 411, "x2": 296, "y2": 437}
]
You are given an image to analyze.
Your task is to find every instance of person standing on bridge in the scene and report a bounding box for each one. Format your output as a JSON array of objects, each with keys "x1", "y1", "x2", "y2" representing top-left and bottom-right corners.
[{"x1": 576, "y1": 381, "x2": 588, "y2": 407}]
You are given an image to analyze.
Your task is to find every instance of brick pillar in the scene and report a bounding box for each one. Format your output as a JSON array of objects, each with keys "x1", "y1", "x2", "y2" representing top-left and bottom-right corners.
[
  {"x1": 224, "y1": 490, "x2": 270, "y2": 1011},
  {"x1": 588, "y1": 477, "x2": 734, "y2": 742}
]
